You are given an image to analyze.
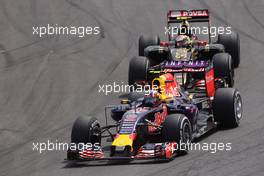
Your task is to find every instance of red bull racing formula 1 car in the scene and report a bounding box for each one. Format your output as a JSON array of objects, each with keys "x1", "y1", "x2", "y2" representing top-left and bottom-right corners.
[{"x1": 67, "y1": 60, "x2": 242, "y2": 162}]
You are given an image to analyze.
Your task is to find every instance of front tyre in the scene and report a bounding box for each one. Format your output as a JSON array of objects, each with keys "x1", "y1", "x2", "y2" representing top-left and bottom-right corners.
[
  {"x1": 162, "y1": 114, "x2": 192, "y2": 155},
  {"x1": 213, "y1": 53, "x2": 234, "y2": 87},
  {"x1": 71, "y1": 115, "x2": 101, "y2": 145},
  {"x1": 213, "y1": 88, "x2": 243, "y2": 128},
  {"x1": 128, "y1": 56, "x2": 149, "y2": 86}
]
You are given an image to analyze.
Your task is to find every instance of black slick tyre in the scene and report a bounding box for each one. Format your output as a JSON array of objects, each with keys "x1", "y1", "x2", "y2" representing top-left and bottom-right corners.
[
  {"x1": 71, "y1": 115, "x2": 101, "y2": 144},
  {"x1": 213, "y1": 88, "x2": 243, "y2": 128},
  {"x1": 139, "y1": 35, "x2": 160, "y2": 56},
  {"x1": 218, "y1": 32, "x2": 240, "y2": 68},
  {"x1": 213, "y1": 53, "x2": 234, "y2": 87},
  {"x1": 128, "y1": 56, "x2": 149, "y2": 86},
  {"x1": 162, "y1": 114, "x2": 192, "y2": 155}
]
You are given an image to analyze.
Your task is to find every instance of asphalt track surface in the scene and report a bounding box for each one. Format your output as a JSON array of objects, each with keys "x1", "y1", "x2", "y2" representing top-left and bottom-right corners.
[{"x1": 0, "y1": 0, "x2": 264, "y2": 176}]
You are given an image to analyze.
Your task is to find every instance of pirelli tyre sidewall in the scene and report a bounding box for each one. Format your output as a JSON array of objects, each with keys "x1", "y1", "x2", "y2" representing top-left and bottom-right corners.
[
  {"x1": 139, "y1": 35, "x2": 160, "y2": 56},
  {"x1": 162, "y1": 114, "x2": 192, "y2": 155},
  {"x1": 213, "y1": 88, "x2": 243, "y2": 128},
  {"x1": 71, "y1": 115, "x2": 101, "y2": 145}
]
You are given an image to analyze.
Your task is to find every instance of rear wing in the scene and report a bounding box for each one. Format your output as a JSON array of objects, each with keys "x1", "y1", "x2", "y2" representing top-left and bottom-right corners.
[
  {"x1": 166, "y1": 9, "x2": 211, "y2": 43},
  {"x1": 167, "y1": 9, "x2": 210, "y2": 23}
]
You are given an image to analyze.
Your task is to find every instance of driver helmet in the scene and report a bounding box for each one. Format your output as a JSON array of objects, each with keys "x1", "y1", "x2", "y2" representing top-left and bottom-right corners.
[
  {"x1": 180, "y1": 20, "x2": 191, "y2": 35},
  {"x1": 175, "y1": 35, "x2": 191, "y2": 48}
]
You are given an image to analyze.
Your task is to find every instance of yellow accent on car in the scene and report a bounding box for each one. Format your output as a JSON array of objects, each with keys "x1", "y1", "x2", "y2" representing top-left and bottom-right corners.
[
  {"x1": 205, "y1": 44, "x2": 210, "y2": 52},
  {"x1": 149, "y1": 70, "x2": 161, "y2": 74},
  {"x1": 152, "y1": 75, "x2": 173, "y2": 101},
  {"x1": 112, "y1": 134, "x2": 133, "y2": 147},
  {"x1": 121, "y1": 99, "x2": 130, "y2": 104},
  {"x1": 175, "y1": 48, "x2": 188, "y2": 59}
]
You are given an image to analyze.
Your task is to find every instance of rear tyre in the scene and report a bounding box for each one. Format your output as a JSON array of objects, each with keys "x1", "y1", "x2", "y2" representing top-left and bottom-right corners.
[
  {"x1": 128, "y1": 56, "x2": 149, "y2": 86},
  {"x1": 139, "y1": 35, "x2": 160, "y2": 56},
  {"x1": 71, "y1": 115, "x2": 101, "y2": 145},
  {"x1": 162, "y1": 114, "x2": 192, "y2": 155},
  {"x1": 218, "y1": 32, "x2": 240, "y2": 68},
  {"x1": 213, "y1": 88, "x2": 243, "y2": 128},
  {"x1": 213, "y1": 53, "x2": 234, "y2": 87}
]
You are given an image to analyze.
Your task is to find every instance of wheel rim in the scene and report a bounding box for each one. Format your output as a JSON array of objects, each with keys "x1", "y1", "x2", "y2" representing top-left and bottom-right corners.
[
  {"x1": 234, "y1": 95, "x2": 242, "y2": 121},
  {"x1": 90, "y1": 125, "x2": 101, "y2": 144},
  {"x1": 182, "y1": 122, "x2": 191, "y2": 143}
]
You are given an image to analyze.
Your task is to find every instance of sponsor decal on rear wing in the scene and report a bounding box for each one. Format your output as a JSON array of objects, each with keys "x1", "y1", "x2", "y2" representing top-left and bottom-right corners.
[
  {"x1": 148, "y1": 60, "x2": 211, "y2": 73},
  {"x1": 164, "y1": 60, "x2": 209, "y2": 68},
  {"x1": 167, "y1": 9, "x2": 209, "y2": 23},
  {"x1": 148, "y1": 60, "x2": 212, "y2": 74}
]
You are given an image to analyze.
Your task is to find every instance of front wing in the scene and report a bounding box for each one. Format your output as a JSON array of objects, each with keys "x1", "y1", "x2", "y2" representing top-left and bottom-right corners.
[{"x1": 67, "y1": 142, "x2": 177, "y2": 161}]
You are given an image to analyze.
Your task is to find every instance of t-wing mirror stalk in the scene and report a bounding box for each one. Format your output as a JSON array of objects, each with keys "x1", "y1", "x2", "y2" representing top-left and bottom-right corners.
[{"x1": 121, "y1": 99, "x2": 131, "y2": 105}]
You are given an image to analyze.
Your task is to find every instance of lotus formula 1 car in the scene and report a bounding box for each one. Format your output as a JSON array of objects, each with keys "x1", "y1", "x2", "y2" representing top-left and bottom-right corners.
[
  {"x1": 130, "y1": 9, "x2": 240, "y2": 88},
  {"x1": 67, "y1": 66, "x2": 242, "y2": 162}
]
